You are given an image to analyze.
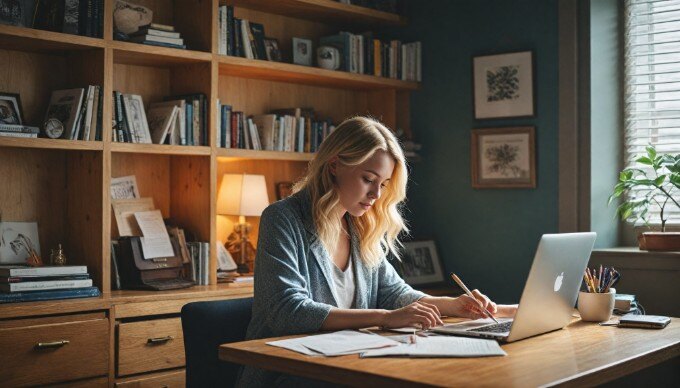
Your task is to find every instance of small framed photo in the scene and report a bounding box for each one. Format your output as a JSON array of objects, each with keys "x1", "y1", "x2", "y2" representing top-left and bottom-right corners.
[
  {"x1": 264, "y1": 37, "x2": 282, "y2": 62},
  {"x1": 399, "y1": 240, "x2": 445, "y2": 286},
  {"x1": 0, "y1": 92, "x2": 24, "y2": 125},
  {"x1": 0, "y1": 221, "x2": 40, "y2": 264},
  {"x1": 292, "y1": 37, "x2": 312, "y2": 66},
  {"x1": 276, "y1": 181, "x2": 294, "y2": 200},
  {"x1": 473, "y1": 51, "x2": 534, "y2": 119},
  {"x1": 471, "y1": 126, "x2": 536, "y2": 189}
]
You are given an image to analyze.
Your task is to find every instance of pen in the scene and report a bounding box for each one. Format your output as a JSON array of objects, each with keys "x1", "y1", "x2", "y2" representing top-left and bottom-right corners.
[{"x1": 450, "y1": 273, "x2": 499, "y2": 324}]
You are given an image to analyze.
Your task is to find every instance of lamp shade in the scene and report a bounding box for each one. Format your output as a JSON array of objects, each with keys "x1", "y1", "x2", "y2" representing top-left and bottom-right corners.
[{"x1": 217, "y1": 174, "x2": 270, "y2": 217}]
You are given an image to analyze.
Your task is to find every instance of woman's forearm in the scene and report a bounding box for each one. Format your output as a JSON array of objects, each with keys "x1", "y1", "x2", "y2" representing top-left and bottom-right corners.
[{"x1": 320, "y1": 308, "x2": 389, "y2": 331}]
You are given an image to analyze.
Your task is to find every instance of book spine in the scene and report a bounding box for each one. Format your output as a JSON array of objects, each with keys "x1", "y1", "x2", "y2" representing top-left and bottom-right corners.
[
  {"x1": 96, "y1": 85, "x2": 103, "y2": 140},
  {"x1": 1, "y1": 279, "x2": 93, "y2": 292},
  {"x1": 0, "y1": 266, "x2": 88, "y2": 277},
  {"x1": 0, "y1": 274, "x2": 90, "y2": 283},
  {"x1": 0, "y1": 124, "x2": 40, "y2": 133},
  {"x1": 227, "y1": 6, "x2": 235, "y2": 56},
  {"x1": 0, "y1": 287, "x2": 101, "y2": 304},
  {"x1": 0, "y1": 132, "x2": 37, "y2": 138}
]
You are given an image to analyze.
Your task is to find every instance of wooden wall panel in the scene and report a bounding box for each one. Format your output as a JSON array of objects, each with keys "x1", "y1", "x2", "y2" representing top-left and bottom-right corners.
[
  {"x1": 112, "y1": 64, "x2": 171, "y2": 107},
  {"x1": 170, "y1": 155, "x2": 211, "y2": 242}
]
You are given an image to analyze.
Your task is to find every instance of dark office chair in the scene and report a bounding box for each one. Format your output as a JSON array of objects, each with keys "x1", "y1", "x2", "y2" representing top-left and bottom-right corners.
[{"x1": 181, "y1": 297, "x2": 253, "y2": 388}]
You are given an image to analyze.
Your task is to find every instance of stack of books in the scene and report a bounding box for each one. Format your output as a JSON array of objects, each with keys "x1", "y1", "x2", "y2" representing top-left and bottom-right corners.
[
  {"x1": 217, "y1": 271, "x2": 254, "y2": 284},
  {"x1": 0, "y1": 124, "x2": 40, "y2": 139},
  {"x1": 129, "y1": 24, "x2": 186, "y2": 50},
  {"x1": 44, "y1": 86, "x2": 104, "y2": 141},
  {"x1": 0, "y1": 265, "x2": 100, "y2": 303}
]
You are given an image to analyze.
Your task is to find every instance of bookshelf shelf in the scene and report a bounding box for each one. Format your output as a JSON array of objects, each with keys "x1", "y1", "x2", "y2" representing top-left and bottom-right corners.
[
  {"x1": 111, "y1": 41, "x2": 213, "y2": 66},
  {"x1": 0, "y1": 24, "x2": 105, "y2": 52},
  {"x1": 110, "y1": 143, "x2": 212, "y2": 156},
  {"x1": 227, "y1": 0, "x2": 407, "y2": 26},
  {"x1": 217, "y1": 148, "x2": 315, "y2": 161},
  {"x1": 0, "y1": 137, "x2": 104, "y2": 151},
  {"x1": 217, "y1": 55, "x2": 419, "y2": 90}
]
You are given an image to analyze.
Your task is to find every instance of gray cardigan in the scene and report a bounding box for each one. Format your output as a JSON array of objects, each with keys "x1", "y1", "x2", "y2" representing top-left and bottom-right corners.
[{"x1": 236, "y1": 188, "x2": 425, "y2": 387}]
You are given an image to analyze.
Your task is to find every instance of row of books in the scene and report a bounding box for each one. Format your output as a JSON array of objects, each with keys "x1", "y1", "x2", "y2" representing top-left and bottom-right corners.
[
  {"x1": 31, "y1": 0, "x2": 104, "y2": 38},
  {"x1": 186, "y1": 242, "x2": 210, "y2": 286},
  {"x1": 0, "y1": 265, "x2": 100, "y2": 303},
  {"x1": 215, "y1": 104, "x2": 336, "y2": 152},
  {"x1": 217, "y1": 6, "x2": 268, "y2": 60},
  {"x1": 320, "y1": 32, "x2": 421, "y2": 81},
  {"x1": 112, "y1": 92, "x2": 208, "y2": 146},
  {"x1": 0, "y1": 124, "x2": 41, "y2": 138}
]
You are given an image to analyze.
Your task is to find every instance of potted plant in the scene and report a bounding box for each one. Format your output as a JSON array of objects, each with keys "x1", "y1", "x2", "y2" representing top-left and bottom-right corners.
[{"x1": 609, "y1": 145, "x2": 680, "y2": 251}]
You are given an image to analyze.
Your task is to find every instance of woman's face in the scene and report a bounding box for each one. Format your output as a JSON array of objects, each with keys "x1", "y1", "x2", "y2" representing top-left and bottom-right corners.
[{"x1": 332, "y1": 149, "x2": 395, "y2": 217}]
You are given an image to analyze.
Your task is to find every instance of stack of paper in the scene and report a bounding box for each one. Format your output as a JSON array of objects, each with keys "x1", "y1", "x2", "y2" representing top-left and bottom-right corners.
[
  {"x1": 267, "y1": 330, "x2": 399, "y2": 356},
  {"x1": 361, "y1": 336, "x2": 507, "y2": 358}
]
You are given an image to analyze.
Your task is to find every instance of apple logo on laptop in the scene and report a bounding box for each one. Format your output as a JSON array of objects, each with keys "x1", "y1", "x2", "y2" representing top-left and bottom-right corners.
[{"x1": 554, "y1": 272, "x2": 564, "y2": 292}]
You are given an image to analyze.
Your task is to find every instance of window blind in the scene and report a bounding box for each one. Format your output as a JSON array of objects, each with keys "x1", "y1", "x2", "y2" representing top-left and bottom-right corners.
[{"x1": 624, "y1": 0, "x2": 680, "y2": 226}]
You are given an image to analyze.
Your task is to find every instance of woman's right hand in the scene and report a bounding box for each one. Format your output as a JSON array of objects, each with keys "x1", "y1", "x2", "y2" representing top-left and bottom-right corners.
[{"x1": 381, "y1": 301, "x2": 444, "y2": 329}]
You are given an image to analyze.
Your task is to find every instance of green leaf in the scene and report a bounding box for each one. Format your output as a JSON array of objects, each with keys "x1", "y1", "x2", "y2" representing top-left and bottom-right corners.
[
  {"x1": 654, "y1": 175, "x2": 667, "y2": 186},
  {"x1": 646, "y1": 146, "x2": 657, "y2": 160},
  {"x1": 636, "y1": 156, "x2": 653, "y2": 165}
]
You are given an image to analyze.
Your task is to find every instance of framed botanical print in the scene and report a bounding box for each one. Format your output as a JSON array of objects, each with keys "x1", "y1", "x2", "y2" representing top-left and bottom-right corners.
[
  {"x1": 471, "y1": 126, "x2": 536, "y2": 189},
  {"x1": 473, "y1": 51, "x2": 534, "y2": 119}
]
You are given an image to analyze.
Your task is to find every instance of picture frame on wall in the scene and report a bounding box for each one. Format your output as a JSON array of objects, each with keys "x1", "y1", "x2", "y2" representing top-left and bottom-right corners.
[
  {"x1": 399, "y1": 240, "x2": 445, "y2": 286},
  {"x1": 471, "y1": 126, "x2": 536, "y2": 189},
  {"x1": 473, "y1": 51, "x2": 534, "y2": 119}
]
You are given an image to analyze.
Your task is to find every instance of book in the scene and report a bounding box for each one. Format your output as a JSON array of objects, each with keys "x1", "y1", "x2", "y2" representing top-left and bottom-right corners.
[
  {"x1": 139, "y1": 22, "x2": 175, "y2": 32},
  {"x1": 1, "y1": 278, "x2": 93, "y2": 292},
  {"x1": 0, "y1": 131, "x2": 38, "y2": 138},
  {"x1": 614, "y1": 294, "x2": 637, "y2": 312},
  {"x1": 0, "y1": 286, "x2": 101, "y2": 303},
  {"x1": 131, "y1": 27, "x2": 181, "y2": 39},
  {"x1": 44, "y1": 88, "x2": 85, "y2": 140},
  {"x1": 249, "y1": 22, "x2": 267, "y2": 60},
  {"x1": 0, "y1": 274, "x2": 90, "y2": 283},
  {"x1": 147, "y1": 105, "x2": 178, "y2": 144},
  {"x1": 0, "y1": 124, "x2": 40, "y2": 133},
  {"x1": 110, "y1": 240, "x2": 121, "y2": 290},
  {"x1": 130, "y1": 34, "x2": 184, "y2": 46},
  {"x1": 0, "y1": 265, "x2": 87, "y2": 277}
]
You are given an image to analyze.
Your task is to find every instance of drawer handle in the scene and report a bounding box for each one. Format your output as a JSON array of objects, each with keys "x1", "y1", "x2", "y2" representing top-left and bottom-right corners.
[
  {"x1": 147, "y1": 336, "x2": 173, "y2": 344},
  {"x1": 35, "y1": 340, "x2": 70, "y2": 349}
]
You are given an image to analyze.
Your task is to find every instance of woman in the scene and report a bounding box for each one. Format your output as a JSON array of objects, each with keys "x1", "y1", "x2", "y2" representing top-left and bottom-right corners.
[{"x1": 237, "y1": 117, "x2": 516, "y2": 387}]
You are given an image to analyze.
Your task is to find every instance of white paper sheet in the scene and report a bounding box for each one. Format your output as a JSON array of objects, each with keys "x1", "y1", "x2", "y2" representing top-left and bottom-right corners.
[
  {"x1": 267, "y1": 330, "x2": 399, "y2": 357},
  {"x1": 134, "y1": 210, "x2": 175, "y2": 259},
  {"x1": 360, "y1": 336, "x2": 507, "y2": 358}
]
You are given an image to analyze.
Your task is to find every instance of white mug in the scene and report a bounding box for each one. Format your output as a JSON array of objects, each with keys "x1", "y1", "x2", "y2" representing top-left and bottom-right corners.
[
  {"x1": 317, "y1": 46, "x2": 340, "y2": 70},
  {"x1": 577, "y1": 288, "x2": 615, "y2": 322}
]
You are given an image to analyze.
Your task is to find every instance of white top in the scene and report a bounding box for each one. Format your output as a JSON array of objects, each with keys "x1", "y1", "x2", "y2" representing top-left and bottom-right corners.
[{"x1": 331, "y1": 254, "x2": 356, "y2": 309}]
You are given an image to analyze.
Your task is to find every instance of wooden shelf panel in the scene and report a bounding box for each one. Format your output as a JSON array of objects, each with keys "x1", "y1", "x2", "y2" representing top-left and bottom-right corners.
[
  {"x1": 0, "y1": 137, "x2": 103, "y2": 151},
  {"x1": 110, "y1": 143, "x2": 211, "y2": 156},
  {"x1": 217, "y1": 148, "x2": 315, "y2": 161},
  {"x1": 0, "y1": 296, "x2": 109, "y2": 320},
  {"x1": 111, "y1": 41, "x2": 212, "y2": 67},
  {"x1": 0, "y1": 25, "x2": 104, "y2": 53},
  {"x1": 217, "y1": 55, "x2": 419, "y2": 91},
  {"x1": 228, "y1": 0, "x2": 407, "y2": 26}
]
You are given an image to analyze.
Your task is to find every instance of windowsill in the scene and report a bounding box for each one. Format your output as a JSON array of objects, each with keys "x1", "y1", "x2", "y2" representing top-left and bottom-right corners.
[{"x1": 593, "y1": 247, "x2": 680, "y2": 258}]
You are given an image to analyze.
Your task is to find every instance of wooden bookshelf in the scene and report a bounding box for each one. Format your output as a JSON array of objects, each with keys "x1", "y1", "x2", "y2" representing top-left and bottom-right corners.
[{"x1": 0, "y1": 0, "x2": 417, "y2": 385}]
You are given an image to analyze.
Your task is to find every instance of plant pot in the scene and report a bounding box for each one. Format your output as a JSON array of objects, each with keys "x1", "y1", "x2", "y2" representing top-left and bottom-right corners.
[{"x1": 637, "y1": 232, "x2": 680, "y2": 251}]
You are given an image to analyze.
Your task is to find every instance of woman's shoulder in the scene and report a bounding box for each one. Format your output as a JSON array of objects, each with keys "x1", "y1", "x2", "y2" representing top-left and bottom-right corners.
[{"x1": 262, "y1": 192, "x2": 305, "y2": 223}]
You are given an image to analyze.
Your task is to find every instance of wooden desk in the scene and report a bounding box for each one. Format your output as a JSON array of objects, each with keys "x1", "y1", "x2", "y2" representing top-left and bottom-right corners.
[{"x1": 219, "y1": 318, "x2": 680, "y2": 387}]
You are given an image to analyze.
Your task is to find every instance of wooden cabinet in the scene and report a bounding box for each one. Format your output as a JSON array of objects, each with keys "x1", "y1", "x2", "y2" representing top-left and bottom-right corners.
[
  {"x1": 118, "y1": 318, "x2": 185, "y2": 376},
  {"x1": 115, "y1": 369, "x2": 186, "y2": 388},
  {"x1": 0, "y1": 314, "x2": 109, "y2": 387}
]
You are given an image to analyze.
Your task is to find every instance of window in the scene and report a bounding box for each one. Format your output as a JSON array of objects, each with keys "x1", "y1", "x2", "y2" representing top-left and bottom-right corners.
[{"x1": 624, "y1": 0, "x2": 680, "y2": 226}]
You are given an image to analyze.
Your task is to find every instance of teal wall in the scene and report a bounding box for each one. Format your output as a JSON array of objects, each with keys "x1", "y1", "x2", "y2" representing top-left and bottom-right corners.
[{"x1": 398, "y1": 0, "x2": 559, "y2": 303}]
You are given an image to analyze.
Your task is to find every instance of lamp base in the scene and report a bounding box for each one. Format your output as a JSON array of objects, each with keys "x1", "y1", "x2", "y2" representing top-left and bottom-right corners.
[{"x1": 237, "y1": 263, "x2": 251, "y2": 274}]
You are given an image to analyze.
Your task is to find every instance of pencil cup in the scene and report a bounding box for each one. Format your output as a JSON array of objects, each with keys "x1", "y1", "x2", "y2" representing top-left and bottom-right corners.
[{"x1": 577, "y1": 289, "x2": 615, "y2": 322}]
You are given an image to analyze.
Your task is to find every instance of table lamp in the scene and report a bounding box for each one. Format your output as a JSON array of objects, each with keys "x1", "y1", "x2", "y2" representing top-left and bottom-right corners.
[{"x1": 217, "y1": 173, "x2": 270, "y2": 273}]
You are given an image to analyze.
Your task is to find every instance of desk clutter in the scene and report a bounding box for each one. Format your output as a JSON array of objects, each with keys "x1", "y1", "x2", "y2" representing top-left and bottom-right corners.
[
  {"x1": 0, "y1": 265, "x2": 100, "y2": 303},
  {"x1": 267, "y1": 330, "x2": 506, "y2": 358}
]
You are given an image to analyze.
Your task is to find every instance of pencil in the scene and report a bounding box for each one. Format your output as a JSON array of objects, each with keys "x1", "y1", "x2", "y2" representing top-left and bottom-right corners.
[{"x1": 450, "y1": 273, "x2": 499, "y2": 324}]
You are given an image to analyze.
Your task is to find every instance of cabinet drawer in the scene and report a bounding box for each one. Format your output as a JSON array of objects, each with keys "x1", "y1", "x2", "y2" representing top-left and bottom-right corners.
[
  {"x1": 115, "y1": 369, "x2": 185, "y2": 387},
  {"x1": 0, "y1": 317, "x2": 109, "y2": 386},
  {"x1": 118, "y1": 318, "x2": 185, "y2": 376}
]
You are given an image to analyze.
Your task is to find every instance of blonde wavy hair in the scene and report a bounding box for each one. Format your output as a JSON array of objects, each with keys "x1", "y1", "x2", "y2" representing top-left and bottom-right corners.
[{"x1": 293, "y1": 116, "x2": 408, "y2": 268}]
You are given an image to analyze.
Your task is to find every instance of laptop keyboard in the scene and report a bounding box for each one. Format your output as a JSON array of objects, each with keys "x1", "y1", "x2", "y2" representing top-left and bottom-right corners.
[{"x1": 469, "y1": 321, "x2": 512, "y2": 333}]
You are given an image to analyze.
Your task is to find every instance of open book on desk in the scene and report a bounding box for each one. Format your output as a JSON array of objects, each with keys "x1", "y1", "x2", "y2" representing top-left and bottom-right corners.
[{"x1": 360, "y1": 336, "x2": 506, "y2": 358}]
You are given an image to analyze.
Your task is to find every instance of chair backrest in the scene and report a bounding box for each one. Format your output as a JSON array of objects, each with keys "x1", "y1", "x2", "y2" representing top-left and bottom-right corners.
[{"x1": 181, "y1": 297, "x2": 253, "y2": 388}]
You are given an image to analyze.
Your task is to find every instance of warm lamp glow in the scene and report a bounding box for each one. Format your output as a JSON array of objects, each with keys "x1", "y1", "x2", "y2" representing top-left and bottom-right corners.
[{"x1": 217, "y1": 174, "x2": 270, "y2": 217}]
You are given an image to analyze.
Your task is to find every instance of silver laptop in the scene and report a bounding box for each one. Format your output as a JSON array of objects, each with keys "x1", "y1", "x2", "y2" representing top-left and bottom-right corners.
[{"x1": 432, "y1": 232, "x2": 597, "y2": 343}]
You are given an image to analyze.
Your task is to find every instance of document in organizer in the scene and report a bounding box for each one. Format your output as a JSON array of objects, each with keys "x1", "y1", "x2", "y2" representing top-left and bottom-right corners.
[{"x1": 360, "y1": 336, "x2": 507, "y2": 358}]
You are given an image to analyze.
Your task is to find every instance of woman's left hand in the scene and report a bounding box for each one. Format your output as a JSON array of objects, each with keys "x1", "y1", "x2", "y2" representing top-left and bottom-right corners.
[{"x1": 449, "y1": 289, "x2": 497, "y2": 320}]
